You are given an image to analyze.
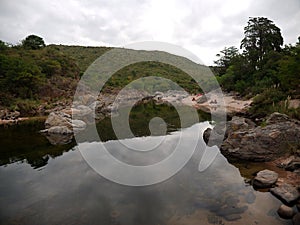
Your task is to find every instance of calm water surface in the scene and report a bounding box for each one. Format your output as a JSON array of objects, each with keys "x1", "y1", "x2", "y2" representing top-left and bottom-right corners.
[{"x1": 0, "y1": 103, "x2": 291, "y2": 225}]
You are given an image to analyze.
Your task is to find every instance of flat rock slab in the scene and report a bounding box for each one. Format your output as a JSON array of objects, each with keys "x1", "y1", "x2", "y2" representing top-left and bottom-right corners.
[
  {"x1": 253, "y1": 169, "x2": 278, "y2": 188},
  {"x1": 270, "y1": 183, "x2": 300, "y2": 205}
]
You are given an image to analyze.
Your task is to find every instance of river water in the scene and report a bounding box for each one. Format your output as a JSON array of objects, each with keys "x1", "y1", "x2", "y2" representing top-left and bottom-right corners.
[{"x1": 0, "y1": 102, "x2": 291, "y2": 225}]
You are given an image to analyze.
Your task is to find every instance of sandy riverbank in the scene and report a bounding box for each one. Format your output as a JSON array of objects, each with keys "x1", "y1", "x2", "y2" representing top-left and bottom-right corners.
[{"x1": 182, "y1": 93, "x2": 253, "y2": 115}]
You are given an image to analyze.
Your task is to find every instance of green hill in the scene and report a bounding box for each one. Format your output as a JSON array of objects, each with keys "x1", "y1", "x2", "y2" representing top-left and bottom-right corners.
[{"x1": 0, "y1": 41, "x2": 204, "y2": 115}]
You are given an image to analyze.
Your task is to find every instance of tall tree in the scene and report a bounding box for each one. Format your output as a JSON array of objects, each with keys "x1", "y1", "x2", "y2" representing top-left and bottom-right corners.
[
  {"x1": 22, "y1": 34, "x2": 46, "y2": 50},
  {"x1": 214, "y1": 46, "x2": 239, "y2": 75},
  {"x1": 241, "y1": 17, "x2": 283, "y2": 68}
]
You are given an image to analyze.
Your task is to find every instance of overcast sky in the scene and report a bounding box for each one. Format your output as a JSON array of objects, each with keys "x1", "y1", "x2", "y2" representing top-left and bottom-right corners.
[{"x1": 1, "y1": 0, "x2": 299, "y2": 65}]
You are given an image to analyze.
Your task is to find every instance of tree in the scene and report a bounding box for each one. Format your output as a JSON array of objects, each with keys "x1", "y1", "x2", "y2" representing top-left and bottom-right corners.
[
  {"x1": 241, "y1": 17, "x2": 283, "y2": 68},
  {"x1": 22, "y1": 34, "x2": 46, "y2": 50},
  {"x1": 214, "y1": 46, "x2": 239, "y2": 75},
  {"x1": 0, "y1": 40, "x2": 8, "y2": 50}
]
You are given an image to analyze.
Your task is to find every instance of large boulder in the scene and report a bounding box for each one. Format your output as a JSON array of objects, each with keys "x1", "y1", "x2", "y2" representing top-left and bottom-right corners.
[
  {"x1": 220, "y1": 113, "x2": 300, "y2": 161},
  {"x1": 203, "y1": 116, "x2": 255, "y2": 147},
  {"x1": 45, "y1": 112, "x2": 72, "y2": 129},
  {"x1": 253, "y1": 169, "x2": 278, "y2": 188},
  {"x1": 42, "y1": 112, "x2": 86, "y2": 136}
]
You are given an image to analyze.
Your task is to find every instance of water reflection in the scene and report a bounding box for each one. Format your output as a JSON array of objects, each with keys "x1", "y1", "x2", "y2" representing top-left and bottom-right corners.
[
  {"x1": 0, "y1": 120, "x2": 76, "y2": 168},
  {"x1": 0, "y1": 122, "x2": 289, "y2": 225},
  {"x1": 0, "y1": 146, "x2": 287, "y2": 225},
  {"x1": 0, "y1": 101, "x2": 210, "y2": 169}
]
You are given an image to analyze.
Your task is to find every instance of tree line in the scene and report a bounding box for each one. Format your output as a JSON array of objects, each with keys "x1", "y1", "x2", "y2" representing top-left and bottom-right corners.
[{"x1": 213, "y1": 17, "x2": 300, "y2": 119}]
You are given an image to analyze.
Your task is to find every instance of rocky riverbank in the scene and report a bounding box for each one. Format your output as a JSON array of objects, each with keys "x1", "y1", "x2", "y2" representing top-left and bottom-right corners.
[{"x1": 204, "y1": 112, "x2": 300, "y2": 222}]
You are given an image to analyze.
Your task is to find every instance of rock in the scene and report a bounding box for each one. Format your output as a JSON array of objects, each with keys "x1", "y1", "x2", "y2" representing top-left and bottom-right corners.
[
  {"x1": 44, "y1": 133, "x2": 73, "y2": 145},
  {"x1": 277, "y1": 204, "x2": 295, "y2": 219},
  {"x1": 217, "y1": 205, "x2": 248, "y2": 220},
  {"x1": 47, "y1": 126, "x2": 73, "y2": 134},
  {"x1": 276, "y1": 156, "x2": 296, "y2": 168},
  {"x1": 203, "y1": 128, "x2": 212, "y2": 144},
  {"x1": 266, "y1": 112, "x2": 290, "y2": 125},
  {"x1": 253, "y1": 169, "x2": 278, "y2": 188},
  {"x1": 0, "y1": 109, "x2": 6, "y2": 119},
  {"x1": 196, "y1": 95, "x2": 207, "y2": 104},
  {"x1": 286, "y1": 158, "x2": 300, "y2": 172},
  {"x1": 228, "y1": 116, "x2": 256, "y2": 133},
  {"x1": 9, "y1": 111, "x2": 20, "y2": 119},
  {"x1": 270, "y1": 183, "x2": 300, "y2": 205},
  {"x1": 221, "y1": 113, "x2": 300, "y2": 161},
  {"x1": 293, "y1": 213, "x2": 300, "y2": 225},
  {"x1": 72, "y1": 120, "x2": 86, "y2": 133},
  {"x1": 45, "y1": 112, "x2": 71, "y2": 129},
  {"x1": 78, "y1": 94, "x2": 97, "y2": 105},
  {"x1": 43, "y1": 112, "x2": 86, "y2": 138},
  {"x1": 72, "y1": 105, "x2": 93, "y2": 117},
  {"x1": 223, "y1": 214, "x2": 242, "y2": 221},
  {"x1": 88, "y1": 101, "x2": 104, "y2": 110},
  {"x1": 0, "y1": 109, "x2": 21, "y2": 120},
  {"x1": 245, "y1": 191, "x2": 256, "y2": 204}
]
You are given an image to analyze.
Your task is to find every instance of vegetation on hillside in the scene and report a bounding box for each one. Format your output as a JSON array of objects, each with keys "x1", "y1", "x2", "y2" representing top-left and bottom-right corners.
[
  {"x1": 0, "y1": 37, "x2": 80, "y2": 114},
  {"x1": 0, "y1": 36, "x2": 202, "y2": 115},
  {"x1": 213, "y1": 17, "x2": 300, "y2": 119}
]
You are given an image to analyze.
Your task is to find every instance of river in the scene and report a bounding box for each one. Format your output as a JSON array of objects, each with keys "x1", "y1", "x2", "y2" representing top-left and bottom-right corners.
[{"x1": 0, "y1": 102, "x2": 290, "y2": 225}]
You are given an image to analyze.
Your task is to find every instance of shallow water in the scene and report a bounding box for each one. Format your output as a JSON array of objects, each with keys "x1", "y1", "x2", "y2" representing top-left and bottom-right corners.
[{"x1": 0, "y1": 103, "x2": 291, "y2": 225}]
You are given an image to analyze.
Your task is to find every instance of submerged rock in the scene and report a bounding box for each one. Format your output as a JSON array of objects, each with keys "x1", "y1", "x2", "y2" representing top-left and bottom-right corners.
[{"x1": 253, "y1": 169, "x2": 278, "y2": 189}]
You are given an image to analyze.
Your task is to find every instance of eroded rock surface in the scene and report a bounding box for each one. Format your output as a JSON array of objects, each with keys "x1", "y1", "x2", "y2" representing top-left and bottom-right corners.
[{"x1": 219, "y1": 113, "x2": 300, "y2": 161}]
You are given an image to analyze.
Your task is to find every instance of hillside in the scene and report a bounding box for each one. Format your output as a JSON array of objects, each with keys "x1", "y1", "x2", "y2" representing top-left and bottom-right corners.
[{"x1": 0, "y1": 41, "x2": 202, "y2": 116}]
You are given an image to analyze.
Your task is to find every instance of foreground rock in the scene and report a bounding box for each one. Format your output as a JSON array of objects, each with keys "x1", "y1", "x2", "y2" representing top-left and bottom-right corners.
[
  {"x1": 270, "y1": 183, "x2": 300, "y2": 205},
  {"x1": 277, "y1": 204, "x2": 296, "y2": 219},
  {"x1": 220, "y1": 113, "x2": 300, "y2": 161},
  {"x1": 253, "y1": 169, "x2": 278, "y2": 188}
]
